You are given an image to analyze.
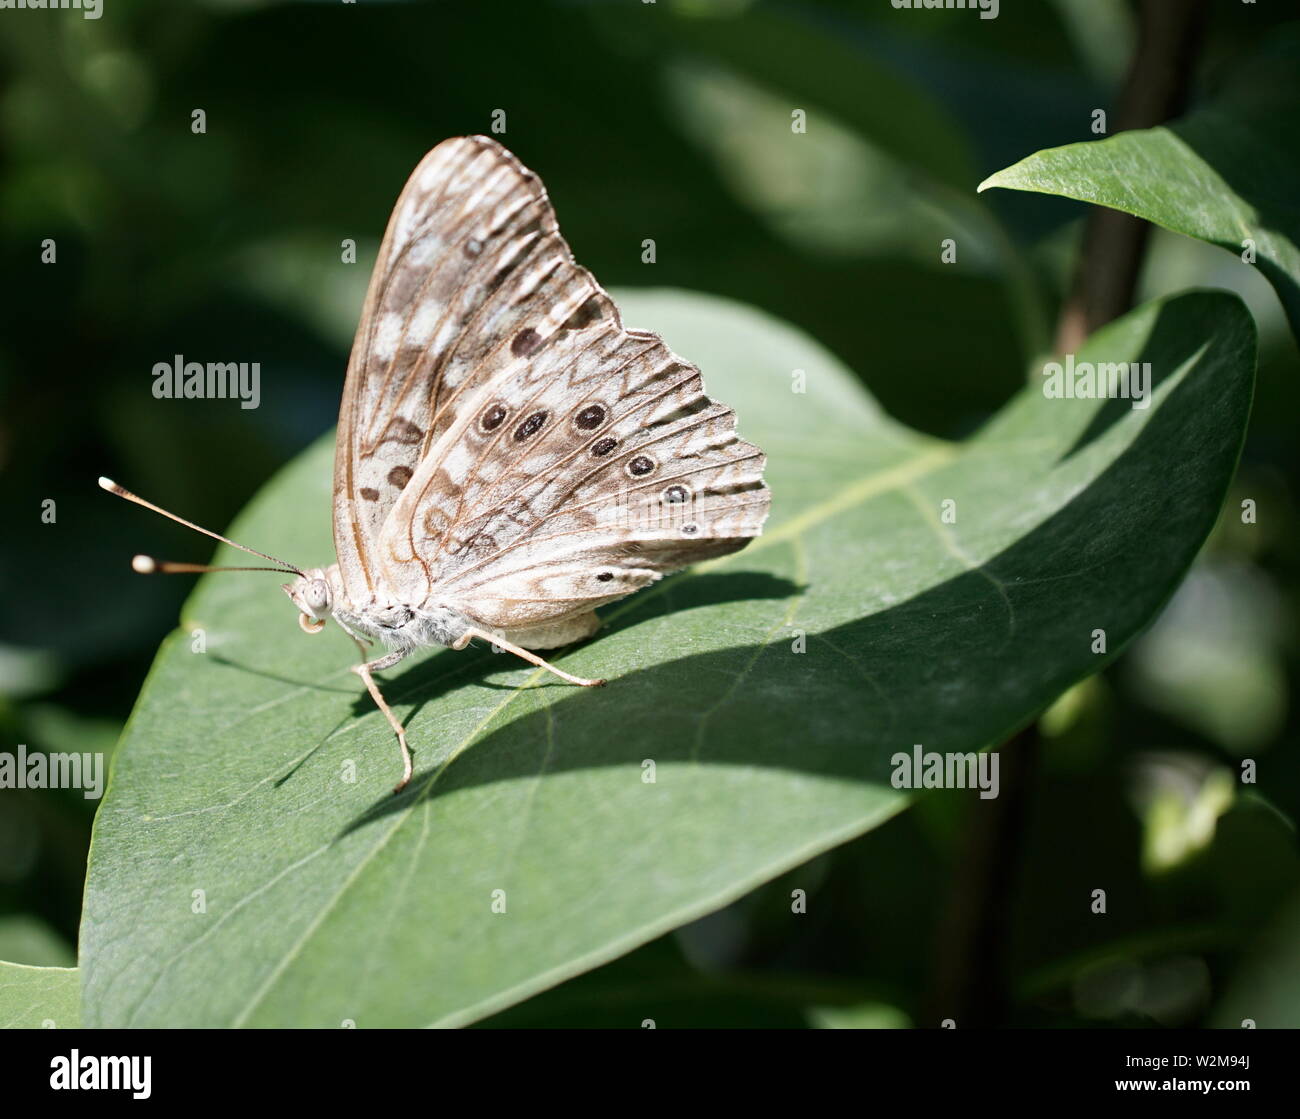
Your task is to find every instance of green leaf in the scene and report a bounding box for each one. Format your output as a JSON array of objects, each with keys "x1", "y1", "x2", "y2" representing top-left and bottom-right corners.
[
  {"x1": 0, "y1": 962, "x2": 80, "y2": 1029},
  {"x1": 979, "y1": 32, "x2": 1300, "y2": 342},
  {"x1": 81, "y1": 287, "x2": 1253, "y2": 1027}
]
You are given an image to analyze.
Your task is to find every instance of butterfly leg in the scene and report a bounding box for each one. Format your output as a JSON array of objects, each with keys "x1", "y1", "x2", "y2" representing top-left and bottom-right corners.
[
  {"x1": 349, "y1": 644, "x2": 414, "y2": 793},
  {"x1": 453, "y1": 627, "x2": 607, "y2": 688}
]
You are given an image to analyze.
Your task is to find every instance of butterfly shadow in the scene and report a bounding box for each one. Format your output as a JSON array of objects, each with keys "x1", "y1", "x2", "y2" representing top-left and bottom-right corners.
[
  {"x1": 336, "y1": 570, "x2": 800, "y2": 833},
  {"x1": 359, "y1": 570, "x2": 803, "y2": 722},
  {"x1": 208, "y1": 654, "x2": 359, "y2": 696},
  {"x1": 202, "y1": 653, "x2": 378, "y2": 787},
  {"x1": 336, "y1": 327, "x2": 1236, "y2": 839}
]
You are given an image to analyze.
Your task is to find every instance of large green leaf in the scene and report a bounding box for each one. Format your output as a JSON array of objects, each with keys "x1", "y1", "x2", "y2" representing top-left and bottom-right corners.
[
  {"x1": 0, "y1": 962, "x2": 79, "y2": 1029},
  {"x1": 979, "y1": 32, "x2": 1300, "y2": 342},
  {"x1": 80, "y1": 288, "x2": 1253, "y2": 1027}
]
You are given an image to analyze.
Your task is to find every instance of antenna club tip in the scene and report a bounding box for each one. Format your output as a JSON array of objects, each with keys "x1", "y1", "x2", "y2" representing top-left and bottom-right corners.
[
  {"x1": 97, "y1": 476, "x2": 117, "y2": 492},
  {"x1": 132, "y1": 554, "x2": 158, "y2": 574}
]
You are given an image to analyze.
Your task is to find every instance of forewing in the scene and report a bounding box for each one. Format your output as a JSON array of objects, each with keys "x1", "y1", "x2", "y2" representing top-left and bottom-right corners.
[{"x1": 333, "y1": 135, "x2": 588, "y2": 600}]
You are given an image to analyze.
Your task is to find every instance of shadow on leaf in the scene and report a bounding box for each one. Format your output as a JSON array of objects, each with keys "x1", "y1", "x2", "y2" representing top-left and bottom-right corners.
[{"x1": 341, "y1": 295, "x2": 1249, "y2": 839}]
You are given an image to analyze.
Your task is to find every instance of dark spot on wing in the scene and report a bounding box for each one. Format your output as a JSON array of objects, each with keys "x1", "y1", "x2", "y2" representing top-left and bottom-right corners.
[
  {"x1": 381, "y1": 416, "x2": 424, "y2": 445},
  {"x1": 511, "y1": 328, "x2": 542, "y2": 357},
  {"x1": 487, "y1": 256, "x2": 522, "y2": 293},
  {"x1": 591, "y1": 436, "x2": 618, "y2": 457},
  {"x1": 575, "y1": 404, "x2": 606, "y2": 430},
  {"x1": 480, "y1": 403, "x2": 508, "y2": 432},
  {"x1": 627, "y1": 455, "x2": 655, "y2": 477},
  {"x1": 514, "y1": 411, "x2": 548, "y2": 441},
  {"x1": 387, "y1": 466, "x2": 413, "y2": 489},
  {"x1": 359, "y1": 487, "x2": 380, "y2": 502},
  {"x1": 564, "y1": 295, "x2": 605, "y2": 331}
]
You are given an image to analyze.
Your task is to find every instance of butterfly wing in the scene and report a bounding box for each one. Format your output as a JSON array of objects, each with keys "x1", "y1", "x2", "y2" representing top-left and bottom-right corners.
[
  {"x1": 334, "y1": 135, "x2": 592, "y2": 602},
  {"x1": 405, "y1": 341, "x2": 770, "y2": 633},
  {"x1": 368, "y1": 144, "x2": 769, "y2": 633}
]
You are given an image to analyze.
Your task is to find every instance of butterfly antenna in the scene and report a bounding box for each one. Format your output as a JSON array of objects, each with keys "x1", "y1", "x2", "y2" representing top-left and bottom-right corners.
[{"x1": 98, "y1": 477, "x2": 304, "y2": 577}]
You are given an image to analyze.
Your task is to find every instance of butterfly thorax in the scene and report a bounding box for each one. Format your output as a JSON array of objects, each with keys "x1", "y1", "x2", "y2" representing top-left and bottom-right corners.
[{"x1": 283, "y1": 564, "x2": 471, "y2": 650}]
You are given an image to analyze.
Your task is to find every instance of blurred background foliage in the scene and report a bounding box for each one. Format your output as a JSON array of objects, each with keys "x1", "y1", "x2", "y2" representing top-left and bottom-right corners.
[{"x1": 0, "y1": 0, "x2": 1296, "y2": 1027}]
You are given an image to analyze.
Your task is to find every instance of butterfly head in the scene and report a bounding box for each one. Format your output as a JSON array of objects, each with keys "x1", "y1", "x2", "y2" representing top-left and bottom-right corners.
[{"x1": 282, "y1": 569, "x2": 333, "y2": 634}]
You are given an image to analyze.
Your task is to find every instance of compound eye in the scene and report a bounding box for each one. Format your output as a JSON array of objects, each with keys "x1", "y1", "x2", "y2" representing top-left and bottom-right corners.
[{"x1": 306, "y1": 579, "x2": 330, "y2": 613}]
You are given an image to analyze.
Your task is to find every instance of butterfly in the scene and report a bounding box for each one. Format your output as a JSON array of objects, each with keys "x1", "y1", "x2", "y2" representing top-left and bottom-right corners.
[{"x1": 101, "y1": 136, "x2": 770, "y2": 792}]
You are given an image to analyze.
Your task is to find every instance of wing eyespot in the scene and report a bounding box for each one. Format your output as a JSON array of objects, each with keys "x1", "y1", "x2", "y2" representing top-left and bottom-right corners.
[
  {"x1": 514, "y1": 410, "x2": 548, "y2": 441},
  {"x1": 479, "y1": 403, "x2": 508, "y2": 433},
  {"x1": 574, "y1": 403, "x2": 606, "y2": 431}
]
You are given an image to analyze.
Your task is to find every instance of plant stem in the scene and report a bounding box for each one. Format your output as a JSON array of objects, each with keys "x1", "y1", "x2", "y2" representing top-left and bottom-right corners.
[
  {"x1": 926, "y1": 0, "x2": 1207, "y2": 1028},
  {"x1": 1054, "y1": 0, "x2": 1208, "y2": 353}
]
